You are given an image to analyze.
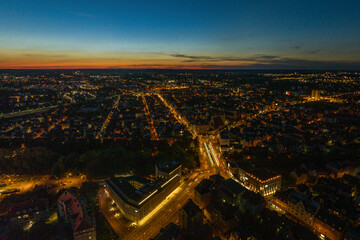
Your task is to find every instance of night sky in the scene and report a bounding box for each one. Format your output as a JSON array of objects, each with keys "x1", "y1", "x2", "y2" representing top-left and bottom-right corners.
[{"x1": 0, "y1": 0, "x2": 359, "y2": 69}]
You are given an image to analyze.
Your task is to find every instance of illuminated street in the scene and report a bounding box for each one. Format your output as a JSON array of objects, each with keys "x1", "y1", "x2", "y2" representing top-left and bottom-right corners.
[
  {"x1": 0, "y1": 174, "x2": 86, "y2": 200},
  {"x1": 0, "y1": 0, "x2": 359, "y2": 239},
  {"x1": 99, "y1": 169, "x2": 213, "y2": 239}
]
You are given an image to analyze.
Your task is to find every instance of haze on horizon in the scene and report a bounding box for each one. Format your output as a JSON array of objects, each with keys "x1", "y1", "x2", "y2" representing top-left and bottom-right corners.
[{"x1": 0, "y1": 0, "x2": 359, "y2": 70}]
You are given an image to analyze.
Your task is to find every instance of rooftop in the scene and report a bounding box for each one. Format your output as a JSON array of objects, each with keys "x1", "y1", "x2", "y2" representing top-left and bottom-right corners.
[
  {"x1": 248, "y1": 168, "x2": 280, "y2": 182},
  {"x1": 156, "y1": 161, "x2": 181, "y2": 174},
  {"x1": 58, "y1": 190, "x2": 94, "y2": 233},
  {"x1": 151, "y1": 222, "x2": 182, "y2": 240},
  {"x1": 195, "y1": 179, "x2": 213, "y2": 195},
  {"x1": 105, "y1": 176, "x2": 160, "y2": 206},
  {"x1": 182, "y1": 199, "x2": 202, "y2": 218},
  {"x1": 220, "y1": 178, "x2": 247, "y2": 196},
  {"x1": 7, "y1": 198, "x2": 48, "y2": 217}
]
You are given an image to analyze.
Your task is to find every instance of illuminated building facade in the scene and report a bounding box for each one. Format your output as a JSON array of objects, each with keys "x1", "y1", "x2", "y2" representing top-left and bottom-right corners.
[
  {"x1": 313, "y1": 209, "x2": 347, "y2": 240},
  {"x1": 231, "y1": 163, "x2": 281, "y2": 196},
  {"x1": 7, "y1": 199, "x2": 49, "y2": 227},
  {"x1": 271, "y1": 190, "x2": 347, "y2": 240},
  {"x1": 271, "y1": 190, "x2": 319, "y2": 226},
  {"x1": 105, "y1": 162, "x2": 181, "y2": 222}
]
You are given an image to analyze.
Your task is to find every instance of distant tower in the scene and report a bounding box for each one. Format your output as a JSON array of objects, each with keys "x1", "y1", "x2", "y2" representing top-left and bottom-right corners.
[{"x1": 311, "y1": 90, "x2": 320, "y2": 100}]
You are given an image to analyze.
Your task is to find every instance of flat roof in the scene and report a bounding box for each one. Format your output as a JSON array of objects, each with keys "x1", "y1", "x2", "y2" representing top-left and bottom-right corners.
[
  {"x1": 248, "y1": 168, "x2": 279, "y2": 181},
  {"x1": 234, "y1": 161, "x2": 280, "y2": 182},
  {"x1": 156, "y1": 161, "x2": 181, "y2": 174},
  {"x1": 106, "y1": 176, "x2": 161, "y2": 207},
  {"x1": 195, "y1": 179, "x2": 213, "y2": 194},
  {"x1": 106, "y1": 173, "x2": 180, "y2": 207},
  {"x1": 221, "y1": 178, "x2": 246, "y2": 195}
]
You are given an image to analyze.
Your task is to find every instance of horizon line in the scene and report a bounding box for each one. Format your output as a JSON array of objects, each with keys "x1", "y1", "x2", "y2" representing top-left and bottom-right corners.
[{"x1": 1, "y1": 68, "x2": 359, "y2": 71}]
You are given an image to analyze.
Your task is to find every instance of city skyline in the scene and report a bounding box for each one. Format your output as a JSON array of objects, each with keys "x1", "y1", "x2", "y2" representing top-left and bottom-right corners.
[
  {"x1": 0, "y1": 70, "x2": 359, "y2": 240},
  {"x1": 1, "y1": 0, "x2": 360, "y2": 69}
]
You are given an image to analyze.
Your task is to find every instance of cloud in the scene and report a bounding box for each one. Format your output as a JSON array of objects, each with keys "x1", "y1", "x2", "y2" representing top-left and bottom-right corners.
[
  {"x1": 308, "y1": 49, "x2": 321, "y2": 54},
  {"x1": 164, "y1": 52, "x2": 360, "y2": 70},
  {"x1": 23, "y1": 54, "x2": 68, "y2": 58},
  {"x1": 293, "y1": 44, "x2": 303, "y2": 50},
  {"x1": 1, "y1": 50, "x2": 359, "y2": 70},
  {"x1": 165, "y1": 53, "x2": 288, "y2": 63},
  {"x1": 168, "y1": 54, "x2": 216, "y2": 61}
]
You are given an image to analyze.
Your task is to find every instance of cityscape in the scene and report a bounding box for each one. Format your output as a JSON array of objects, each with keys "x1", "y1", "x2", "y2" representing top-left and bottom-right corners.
[
  {"x1": 0, "y1": 70, "x2": 359, "y2": 240},
  {"x1": 0, "y1": 1, "x2": 360, "y2": 240}
]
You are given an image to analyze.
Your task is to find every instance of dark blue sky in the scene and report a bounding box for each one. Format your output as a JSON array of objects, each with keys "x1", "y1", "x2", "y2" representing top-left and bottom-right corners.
[{"x1": 0, "y1": 0, "x2": 359, "y2": 69}]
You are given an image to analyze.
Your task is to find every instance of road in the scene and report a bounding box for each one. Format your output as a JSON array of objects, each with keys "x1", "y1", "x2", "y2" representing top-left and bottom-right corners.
[
  {"x1": 99, "y1": 190, "x2": 129, "y2": 238},
  {"x1": 0, "y1": 174, "x2": 86, "y2": 200},
  {"x1": 0, "y1": 105, "x2": 58, "y2": 119},
  {"x1": 142, "y1": 95, "x2": 159, "y2": 140},
  {"x1": 155, "y1": 93, "x2": 197, "y2": 138},
  {"x1": 100, "y1": 90, "x2": 360, "y2": 239},
  {"x1": 96, "y1": 95, "x2": 120, "y2": 139},
  {"x1": 99, "y1": 170, "x2": 212, "y2": 240},
  {"x1": 63, "y1": 93, "x2": 76, "y2": 103},
  {"x1": 99, "y1": 92, "x2": 225, "y2": 240},
  {"x1": 33, "y1": 115, "x2": 68, "y2": 139}
]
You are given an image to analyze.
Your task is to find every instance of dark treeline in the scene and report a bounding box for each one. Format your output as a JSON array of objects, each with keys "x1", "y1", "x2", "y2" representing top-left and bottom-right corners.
[{"x1": 0, "y1": 138, "x2": 199, "y2": 178}]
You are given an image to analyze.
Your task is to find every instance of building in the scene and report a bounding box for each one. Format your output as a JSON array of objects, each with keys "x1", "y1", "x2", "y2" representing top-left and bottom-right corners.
[
  {"x1": 58, "y1": 191, "x2": 96, "y2": 240},
  {"x1": 179, "y1": 199, "x2": 203, "y2": 231},
  {"x1": 210, "y1": 201, "x2": 239, "y2": 233},
  {"x1": 209, "y1": 174, "x2": 225, "y2": 186},
  {"x1": 155, "y1": 161, "x2": 182, "y2": 179},
  {"x1": 313, "y1": 209, "x2": 348, "y2": 240},
  {"x1": 344, "y1": 227, "x2": 360, "y2": 240},
  {"x1": 240, "y1": 190, "x2": 266, "y2": 217},
  {"x1": 192, "y1": 124, "x2": 209, "y2": 135},
  {"x1": 290, "y1": 169, "x2": 308, "y2": 185},
  {"x1": 326, "y1": 161, "x2": 353, "y2": 178},
  {"x1": 210, "y1": 115, "x2": 225, "y2": 129},
  {"x1": 194, "y1": 179, "x2": 214, "y2": 209},
  {"x1": 271, "y1": 190, "x2": 319, "y2": 226},
  {"x1": 311, "y1": 90, "x2": 321, "y2": 100},
  {"x1": 230, "y1": 162, "x2": 281, "y2": 196},
  {"x1": 151, "y1": 222, "x2": 182, "y2": 240},
  {"x1": 217, "y1": 178, "x2": 247, "y2": 203},
  {"x1": 219, "y1": 130, "x2": 230, "y2": 153},
  {"x1": 105, "y1": 162, "x2": 181, "y2": 222},
  {"x1": 7, "y1": 198, "x2": 49, "y2": 227}
]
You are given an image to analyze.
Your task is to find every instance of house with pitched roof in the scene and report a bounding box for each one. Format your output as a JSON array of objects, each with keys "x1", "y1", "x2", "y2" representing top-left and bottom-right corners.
[{"x1": 57, "y1": 190, "x2": 96, "y2": 240}]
